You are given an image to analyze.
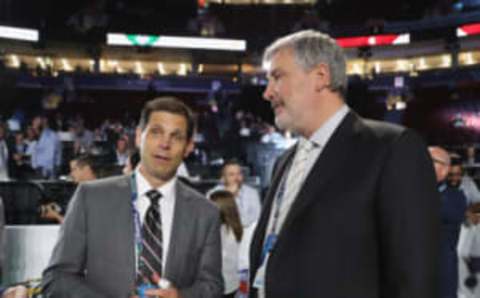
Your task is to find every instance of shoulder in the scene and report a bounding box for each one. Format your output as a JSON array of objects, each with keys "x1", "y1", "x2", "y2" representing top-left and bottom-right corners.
[
  {"x1": 354, "y1": 115, "x2": 407, "y2": 141},
  {"x1": 242, "y1": 184, "x2": 259, "y2": 195},
  {"x1": 80, "y1": 175, "x2": 129, "y2": 191},
  {"x1": 349, "y1": 114, "x2": 426, "y2": 151},
  {"x1": 74, "y1": 175, "x2": 130, "y2": 204},
  {"x1": 177, "y1": 179, "x2": 219, "y2": 216}
]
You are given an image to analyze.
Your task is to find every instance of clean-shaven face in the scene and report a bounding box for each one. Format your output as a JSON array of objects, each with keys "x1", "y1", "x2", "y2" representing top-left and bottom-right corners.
[{"x1": 139, "y1": 111, "x2": 193, "y2": 186}]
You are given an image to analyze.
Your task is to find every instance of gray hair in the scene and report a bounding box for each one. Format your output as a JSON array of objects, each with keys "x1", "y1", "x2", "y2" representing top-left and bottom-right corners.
[{"x1": 263, "y1": 30, "x2": 347, "y2": 95}]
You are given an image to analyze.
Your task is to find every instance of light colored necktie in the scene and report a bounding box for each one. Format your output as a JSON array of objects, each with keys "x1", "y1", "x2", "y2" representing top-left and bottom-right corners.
[
  {"x1": 274, "y1": 140, "x2": 314, "y2": 234},
  {"x1": 284, "y1": 141, "x2": 313, "y2": 202}
]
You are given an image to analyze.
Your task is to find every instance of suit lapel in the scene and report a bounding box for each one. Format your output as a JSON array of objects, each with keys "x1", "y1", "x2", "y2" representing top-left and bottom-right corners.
[
  {"x1": 250, "y1": 147, "x2": 296, "y2": 272},
  {"x1": 115, "y1": 175, "x2": 136, "y2": 290},
  {"x1": 164, "y1": 180, "x2": 191, "y2": 281},
  {"x1": 275, "y1": 112, "x2": 357, "y2": 246}
]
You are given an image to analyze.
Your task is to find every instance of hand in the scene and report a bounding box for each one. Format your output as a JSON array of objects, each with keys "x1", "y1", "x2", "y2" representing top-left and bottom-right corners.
[
  {"x1": 144, "y1": 287, "x2": 181, "y2": 298},
  {"x1": 2, "y1": 285, "x2": 28, "y2": 298},
  {"x1": 40, "y1": 203, "x2": 64, "y2": 224}
]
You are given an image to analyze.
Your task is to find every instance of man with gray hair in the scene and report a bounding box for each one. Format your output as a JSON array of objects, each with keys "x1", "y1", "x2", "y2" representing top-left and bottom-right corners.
[{"x1": 249, "y1": 30, "x2": 440, "y2": 298}]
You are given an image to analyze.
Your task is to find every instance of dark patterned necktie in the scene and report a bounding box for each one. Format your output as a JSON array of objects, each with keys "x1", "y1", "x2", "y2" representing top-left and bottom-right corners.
[{"x1": 137, "y1": 189, "x2": 163, "y2": 285}]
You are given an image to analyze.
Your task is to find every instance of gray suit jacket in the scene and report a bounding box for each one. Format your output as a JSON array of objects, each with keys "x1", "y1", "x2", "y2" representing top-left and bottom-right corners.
[{"x1": 42, "y1": 175, "x2": 223, "y2": 298}]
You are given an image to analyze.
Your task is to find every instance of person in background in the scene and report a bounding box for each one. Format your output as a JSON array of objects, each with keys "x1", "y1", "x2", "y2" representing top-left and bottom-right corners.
[
  {"x1": 210, "y1": 190, "x2": 243, "y2": 298},
  {"x1": 466, "y1": 145, "x2": 479, "y2": 165},
  {"x1": 123, "y1": 149, "x2": 141, "y2": 175},
  {"x1": 31, "y1": 115, "x2": 62, "y2": 179},
  {"x1": 429, "y1": 146, "x2": 467, "y2": 298},
  {"x1": 24, "y1": 126, "x2": 37, "y2": 157},
  {"x1": 10, "y1": 131, "x2": 29, "y2": 179},
  {"x1": 113, "y1": 136, "x2": 130, "y2": 166},
  {"x1": 72, "y1": 121, "x2": 94, "y2": 155},
  {"x1": 209, "y1": 160, "x2": 261, "y2": 228},
  {"x1": 69, "y1": 154, "x2": 99, "y2": 184},
  {"x1": 448, "y1": 160, "x2": 480, "y2": 205},
  {"x1": 40, "y1": 154, "x2": 99, "y2": 224}
]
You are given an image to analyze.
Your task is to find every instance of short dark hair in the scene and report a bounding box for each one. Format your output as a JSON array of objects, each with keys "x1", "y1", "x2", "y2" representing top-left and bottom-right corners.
[
  {"x1": 72, "y1": 154, "x2": 99, "y2": 177},
  {"x1": 222, "y1": 159, "x2": 242, "y2": 169},
  {"x1": 139, "y1": 97, "x2": 195, "y2": 141},
  {"x1": 221, "y1": 159, "x2": 243, "y2": 176},
  {"x1": 129, "y1": 149, "x2": 141, "y2": 170}
]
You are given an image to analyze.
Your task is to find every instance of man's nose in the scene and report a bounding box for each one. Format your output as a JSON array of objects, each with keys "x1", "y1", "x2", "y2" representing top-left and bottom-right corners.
[
  {"x1": 263, "y1": 82, "x2": 274, "y2": 101},
  {"x1": 157, "y1": 135, "x2": 172, "y2": 149}
]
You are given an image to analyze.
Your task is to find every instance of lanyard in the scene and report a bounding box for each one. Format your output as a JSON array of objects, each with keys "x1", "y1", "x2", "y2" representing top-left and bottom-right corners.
[
  {"x1": 260, "y1": 161, "x2": 291, "y2": 264},
  {"x1": 130, "y1": 173, "x2": 143, "y2": 273}
]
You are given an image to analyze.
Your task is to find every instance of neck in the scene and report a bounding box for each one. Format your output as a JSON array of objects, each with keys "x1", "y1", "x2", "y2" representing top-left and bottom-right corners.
[
  {"x1": 301, "y1": 93, "x2": 344, "y2": 138},
  {"x1": 139, "y1": 165, "x2": 166, "y2": 189}
]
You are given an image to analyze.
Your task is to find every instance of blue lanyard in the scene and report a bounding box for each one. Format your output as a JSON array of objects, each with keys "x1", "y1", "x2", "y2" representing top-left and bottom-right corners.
[
  {"x1": 260, "y1": 163, "x2": 291, "y2": 264},
  {"x1": 130, "y1": 173, "x2": 143, "y2": 272}
]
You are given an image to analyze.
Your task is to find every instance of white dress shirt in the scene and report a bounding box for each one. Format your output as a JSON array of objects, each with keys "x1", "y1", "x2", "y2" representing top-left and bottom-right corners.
[{"x1": 135, "y1": 169, "x2": 176, "y2": 272}]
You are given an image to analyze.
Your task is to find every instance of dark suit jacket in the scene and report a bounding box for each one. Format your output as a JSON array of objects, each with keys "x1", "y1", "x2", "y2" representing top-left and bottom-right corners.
[
  {"x1": 439, "y1": 185, "x2": 466, "y2": 298},
  {"x1": 42, "y1": 175, "x2": 223, "y2": 298},
  {"x1": 249, "y1": 112, "x2": 440, "y2": 298}
]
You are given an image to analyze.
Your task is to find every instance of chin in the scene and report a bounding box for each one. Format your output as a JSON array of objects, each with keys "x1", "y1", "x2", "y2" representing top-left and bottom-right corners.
[
  {"x1": 275, "y1": 118, "x2": 287, "y2": 131},
  {"x1": 154, "y1": 171, "x2": 175, "y2": 182}
]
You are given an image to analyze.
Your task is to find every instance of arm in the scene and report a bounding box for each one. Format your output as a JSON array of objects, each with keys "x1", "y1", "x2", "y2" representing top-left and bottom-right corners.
[
  {"x1": 377, "y1": 130, "x2": 440, "y2": 298},
  {"x1": 41, "y1": 185, "x2": 107, "y2": 298},
  {"x1": 244, "y1": 187, "x2": 262, "y2": 227},
  {"x1": 178, "y1": 211, "x2": 223, "y2": 298}
]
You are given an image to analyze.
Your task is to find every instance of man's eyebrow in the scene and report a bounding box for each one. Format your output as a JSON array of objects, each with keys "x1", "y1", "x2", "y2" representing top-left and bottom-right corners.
[{"x1": 268, "y1": 68, "x2": 281, "y2": 77}]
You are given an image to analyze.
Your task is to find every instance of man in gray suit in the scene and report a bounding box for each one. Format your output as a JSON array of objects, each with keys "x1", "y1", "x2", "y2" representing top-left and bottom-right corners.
[{"x1": 42, "y1": 97, "x2": 223, "y2": 298}]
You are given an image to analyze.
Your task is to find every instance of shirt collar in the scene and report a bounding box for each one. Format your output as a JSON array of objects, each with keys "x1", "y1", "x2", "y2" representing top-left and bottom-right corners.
[
  {"x1": 135, "y1": 168, "x2": 177, "y2": 201},
  {"x1": 300, "y1": 104, "x2": 349, "y2": 149},
  {"x1": 438, "y1": 182, "x2": 448, "y2": 193}
]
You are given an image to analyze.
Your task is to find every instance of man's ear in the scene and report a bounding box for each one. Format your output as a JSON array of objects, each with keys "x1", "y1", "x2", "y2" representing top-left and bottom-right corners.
[
  {"x1": 312, "y1": 63, "x2": 331, "y2": 92},
  {"x1": 184, "y1": 139, "x2": 194, "y2": 158}
]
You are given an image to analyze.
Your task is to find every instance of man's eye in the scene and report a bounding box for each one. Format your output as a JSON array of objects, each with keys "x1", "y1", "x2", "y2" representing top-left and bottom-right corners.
[{"x1": 172, "y1": 134, "x2": 186, "y2": 142}]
